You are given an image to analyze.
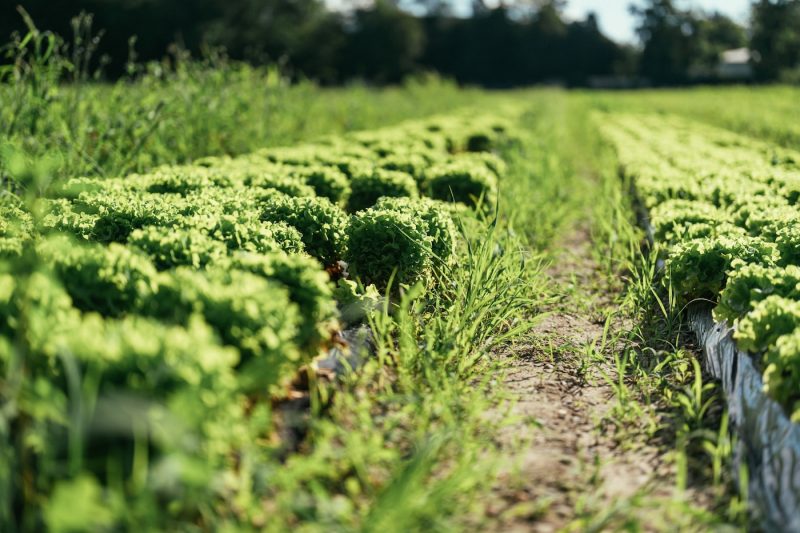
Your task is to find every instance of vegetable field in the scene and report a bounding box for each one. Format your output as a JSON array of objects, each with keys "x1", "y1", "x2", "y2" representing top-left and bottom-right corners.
[{"x1": 4, "y1": 37, "x2": 800, "y2": 530}]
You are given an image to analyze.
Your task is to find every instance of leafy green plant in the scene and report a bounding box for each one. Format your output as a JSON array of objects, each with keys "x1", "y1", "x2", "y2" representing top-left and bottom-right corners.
[
  {"x1": 38, "y1": 236, "x2": 160, "y2": 316},
  {"x1": 425, "y1": 160, "x2": 497, "y2": 209},
  {"x1": 241, "y1": 169, "x2": 317, "y2": 198},
  {"x1": 763, "y1": 329, "x2": 800, "y2": 421},
  {"x1": 0, "y1": 44, "x2": 552, "y2": 530},
  {"x1": 378, "y1": 152, "x2": 430, "y2": 183},
  {"x1": 715, "y1": 264, "x2": 800, "y2": 324},
  {"x1": 261, "y1": 195, "x2": 349, "y2": 266},
  {"x1": 231, "y1": 251, "x2": 338, "y2": 350},
  {"x1": 348, "y1": 169, "x2": 419, "y2": 212},
  {"x1": 735, "y1": 296, "x2": 800, "y2": 354},
  {"x1": 374, "y1": 196, "x2": 457, "y2": 264},
  {"x1": 194, "y1": 212, "x2": 305, "y2": 255},
  {"x1": 128, "y1": 226, "x2": 226, "y2": 270},
  {"x1": 664, "y1": 236, "x2": 777, "y2": 301},
  {"x1": 649, "y1": 199, "x2": 730, "y2": 244},
  {"x1": 776, "y1": 225, "x2": 800, "y2": 266},
  {"x1": 290, "y1": 165, "x2": 351, "y2": 205},
  {"x1": 345, "y1": 207, "x2": 433, "y2": 289}
]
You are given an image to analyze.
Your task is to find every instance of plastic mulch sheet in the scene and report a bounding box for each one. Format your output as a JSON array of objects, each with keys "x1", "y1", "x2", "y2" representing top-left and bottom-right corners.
[
  {"x1": 688, "y1": 305, "x2": 800, "y2": 531},
  {"x1": 318, "y1": 325, "x2": 373, "y2": 377}
]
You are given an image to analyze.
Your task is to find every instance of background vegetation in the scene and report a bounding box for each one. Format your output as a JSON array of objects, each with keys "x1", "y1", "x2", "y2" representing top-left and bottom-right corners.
[{"x1": 2, "y1": 0, "x2": 800, "y2": 87}]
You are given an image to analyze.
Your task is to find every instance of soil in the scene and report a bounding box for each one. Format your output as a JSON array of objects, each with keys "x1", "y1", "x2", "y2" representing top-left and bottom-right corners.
[{"x1": 483, "y1": 227, "x2": 700, "y2": 532}]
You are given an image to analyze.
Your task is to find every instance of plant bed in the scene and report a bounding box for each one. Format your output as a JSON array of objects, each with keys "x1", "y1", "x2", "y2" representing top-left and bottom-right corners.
[{"x1": 602, "y1": 111, "x2": 800, "y2": 529}]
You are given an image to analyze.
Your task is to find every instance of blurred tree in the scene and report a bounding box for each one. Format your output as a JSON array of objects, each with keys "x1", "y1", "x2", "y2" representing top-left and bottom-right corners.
[
  {"x1": 201, "y1": 0, "x2": 347, "y2": 82},
  {"x1": 340, "y1": 0, "x2": 425, "y2": 84},
  {"x1": 561, "y1": 13, "x2": 629, "y2": 84},
  {"x1": 525, "y1": 0, "x2": 568, "y2": 82},
  {"x1": 750, "y1": 0, "x2": 800, "y2": 81},
  {"x1": 688, "y1": 12, "x2": 747, "y2": 76},
  {"x1": 1, "y1": 0, "x2": 631, "y2": 87},
  {"x1": 631, "y1": 0, "x2": 695, "y2": 84},
  {"x1": 1, "y1": 0, "x2": 217, "y2": 75}
]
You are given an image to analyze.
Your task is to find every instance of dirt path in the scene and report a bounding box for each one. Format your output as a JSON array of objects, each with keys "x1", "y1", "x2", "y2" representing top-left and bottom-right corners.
[{"x1": 484, "y1": 227, "x2": 689, "y2": 532}]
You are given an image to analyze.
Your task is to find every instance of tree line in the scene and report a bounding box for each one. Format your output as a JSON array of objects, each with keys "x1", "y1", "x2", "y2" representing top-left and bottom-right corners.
[{"x1": 1, "y1": 0, "x2": 799, "y2": 86}]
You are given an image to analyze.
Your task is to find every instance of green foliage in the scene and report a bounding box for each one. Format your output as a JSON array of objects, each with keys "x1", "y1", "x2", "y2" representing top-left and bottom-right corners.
[
  {"x1": 290, "y1": 165, "x2": 351, "y2": 205},
  {"x1": 460, "y1": 152, "x2": 508, "y2": 177},
  {"x1": 345, "y1": 207, "x2": 433, "y2": 289},
  {"x1": 374, "y1": 196, "x2": 458, "y2": 264},
  {"x1": 41, "y1": 199, "x2": 100, "y2": 240},
  {"x1": 242, "y1": 170, "x2": 317, "y2": 198},
  {"x1": 77, "y1": 191, "x2": 185, "y2": 243},
  {"x1": 764, "y1": 329, "x2": 800, "y2": 422},
  {"x1": 776, "y1": 225, "x2": 800, "y2": 266},
  {"x1": 0, "y1": 64, "x2": 528, "y2": 530},
  {"x1": 44, "y1": 476, "x2": 115, "y2": 533},
  {"x1": 145, "y1": 268, "x2": 301, "y2": 391},
  {"x1": 231, "y1": 252, "x2": 338, "y2": 349},
  {"x1": 348, "y1": 169, "x2": 419, "y2": 212},
  {"x1": 128, "y1": 226, "x2": 226, "y2": 270},
  {"x1": 739, "y1": 203, "x2": 799, "y2": 238},
  {"x1": 261, "y1": 195, "x2": 349, "y2": 266},
  {"x1": 715, "y1": 264, "x2": 800, "y2": 324},
  {"x1": 378, "y1": 152, "x2": 430, "y2": 183},
  {"x1": 649, "y1": 199, "x2": 729, "y2": 243},
  {"x1": 188, "y1": 212, "x2": 305, "y2": 255},
  {"x1": 751, "y1": 0, "x2": 800, "y2": 81},
  {"x1": 0, "y1": 27, "x2": 482, "y2": 189},
  {"x1": 735, "y1": 296, "x2": 800, "y2": 354},
  {"x1": 39, "y1": 237, "x2": 160, "y2": 316},
  {"x1": 143, "y1": 167, "x2": 223, "y2": 195},
  {"x1": 425, "y1": 160, "x2": 498, "y2": 209},
  {"x1": 0, "y1": 197, "x2": 33, "y2": 257},
  {"x1": 664, "y1": 236, "x2": 777, "y2": 300},
  {"x1": 603, "y1": 109, "x2": 800, "y2": 425}
]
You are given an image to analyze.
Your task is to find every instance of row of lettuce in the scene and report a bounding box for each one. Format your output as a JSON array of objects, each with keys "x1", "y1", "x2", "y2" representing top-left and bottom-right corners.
[
  {"x1": 601, "y1": 113, "x2": 800, "y2": 422},
  {"x1": 0, "y1": 110, "x2": 516, "y2": 528}
]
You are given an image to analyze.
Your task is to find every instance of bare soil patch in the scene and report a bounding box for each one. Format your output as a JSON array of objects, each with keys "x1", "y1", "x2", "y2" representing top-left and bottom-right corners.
[{"x1": 483, "y1": 227, "x2": 688, "y2": 532}]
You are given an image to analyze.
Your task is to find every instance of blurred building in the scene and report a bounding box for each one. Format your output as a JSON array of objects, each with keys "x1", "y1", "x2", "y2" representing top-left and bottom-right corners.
[{"x1": 717, "y1": 48, "x2": 753, "y2": 80}]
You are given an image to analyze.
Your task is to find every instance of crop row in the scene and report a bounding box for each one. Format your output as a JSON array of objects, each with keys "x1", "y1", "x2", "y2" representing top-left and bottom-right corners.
[
  {"x1": 601, "y1": 113, "x2": 800, "y2": 421},
  {"x1": 0, "y1": 109, "x2": 517, "y2": 526}
]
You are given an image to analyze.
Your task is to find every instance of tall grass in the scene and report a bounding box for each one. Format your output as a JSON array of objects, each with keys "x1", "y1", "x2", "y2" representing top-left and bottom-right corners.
[{"x1": 0, "y1": 10, "x2": 486, "y2": 188}]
